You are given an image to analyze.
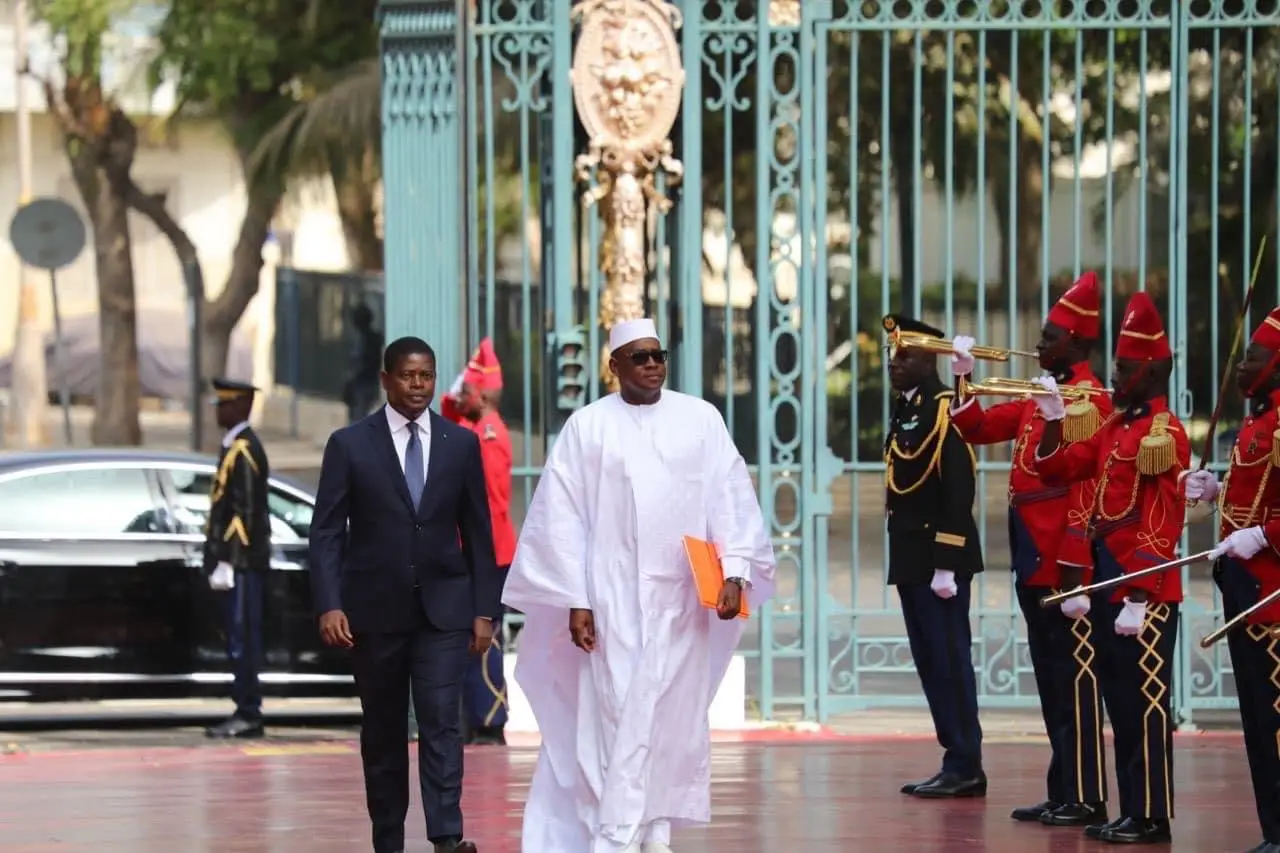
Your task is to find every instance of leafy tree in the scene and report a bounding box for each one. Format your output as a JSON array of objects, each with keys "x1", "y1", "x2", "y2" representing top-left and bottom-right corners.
[
  {"x1": 31, "y1": 0, "x2": 164, "y2": 444},
  {"x1": 145, "y1": 0, "x2": 380, "y2": 406}
]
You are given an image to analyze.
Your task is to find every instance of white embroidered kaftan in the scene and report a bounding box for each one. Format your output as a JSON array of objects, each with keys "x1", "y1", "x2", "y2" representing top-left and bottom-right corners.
[{"x1": 502, "y1": 391, "x2": 776, "y2": 853}]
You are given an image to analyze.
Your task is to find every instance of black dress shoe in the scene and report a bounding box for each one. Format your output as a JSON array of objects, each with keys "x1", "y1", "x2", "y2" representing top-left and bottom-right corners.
[
  {"x1": 912, "y1": 771, "x2": 988, "y2": 798},
  {"x1": 1098, "y1": 817, "x2": 1172, "y2": 844},
  {"x1": 205, "y1": 716, "x2": 264, "y2": 739},
  {"x1": 432, "y1": 840, "x2": 478, "y2": 853},
  {"x1": 900, "y1": 772, "x2": 942, "y2": 794},
  {"x1": 1086, "y1": 816, "x2": 1126, "y2": 839},
  {"x1": 1041, "y1": 801, "x2": 1108, "y2": 827},
  {"x1": 1011, "y1": 800, "x2": 1060, "y2": 822}
]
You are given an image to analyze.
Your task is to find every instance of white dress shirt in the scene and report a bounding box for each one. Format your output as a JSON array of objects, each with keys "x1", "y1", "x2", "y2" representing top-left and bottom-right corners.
[
  {"x1": 222, "y1": 420, "x2": 251, "y2": 447},
  {"x1": 384, "y1": 404, "x2": 431, "y2": 484}
]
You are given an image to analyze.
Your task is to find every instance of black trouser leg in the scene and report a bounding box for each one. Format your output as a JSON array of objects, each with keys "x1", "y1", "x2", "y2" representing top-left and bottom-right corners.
[
  {"x1": 351, "y1": 632, "x2": 413, "y2": 853},
  {"x1": 1218, "y1": 559, "x2": 1280, "y2": 844},
  {"x1": 1097, "y1": 600, "x2": 1178, "y2": 821},
  {"x1": 410, "y1": 625, "x2": 471, "y2": 843},
  {"x1": 899, "y1": 579, "x2": 983, "y2": 777}
]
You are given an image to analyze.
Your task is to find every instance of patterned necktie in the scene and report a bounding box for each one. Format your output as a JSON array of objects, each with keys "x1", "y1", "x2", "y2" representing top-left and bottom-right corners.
[{"x1": 405, "y1": 421, "x2": 425, "y2": 510}]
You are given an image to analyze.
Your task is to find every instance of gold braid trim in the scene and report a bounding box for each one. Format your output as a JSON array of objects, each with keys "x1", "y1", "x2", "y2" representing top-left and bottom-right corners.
[
  {"x1": 223, "y1": 516, "x2": 250, "y2": 547},
  {"x1": 885, "y1": 401, "x2": 948, "y2": 495},
  {"x1": 1063, "y1": 399, "x2": 1101, "y2": 443},
  {"x1": 1137, "y1": 411, "x2": 1176, "y2": 477},
  {"x1": 209, "y1": 438, "x2": 259, "y2": 505}
]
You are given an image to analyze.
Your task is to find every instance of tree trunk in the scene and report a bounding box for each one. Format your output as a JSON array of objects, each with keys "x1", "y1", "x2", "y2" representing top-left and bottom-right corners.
[
  {"x1": 77, "y1": 167, "x2": 142, "y2": 445},
  {"x1": 992, "y1": 136, "x2": 1044, "y2": 300},
  {"x1": 332, "y1": 146, "x2": 383, "y2": 272}
]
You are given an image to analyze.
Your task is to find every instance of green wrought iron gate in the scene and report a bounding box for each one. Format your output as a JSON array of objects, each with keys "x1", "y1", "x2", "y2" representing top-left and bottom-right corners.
[{"x1": 383, "y1": 0, "x2": 1280, "y2": 723}]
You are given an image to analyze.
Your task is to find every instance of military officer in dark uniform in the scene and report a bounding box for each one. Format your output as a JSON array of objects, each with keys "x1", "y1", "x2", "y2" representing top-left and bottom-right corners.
[
  {"x1": 204, "y1": 378, "x2": 272, "y2": 739},
  {"x1": 882, "y1": 314, "x2": 986, "y2": 798}
]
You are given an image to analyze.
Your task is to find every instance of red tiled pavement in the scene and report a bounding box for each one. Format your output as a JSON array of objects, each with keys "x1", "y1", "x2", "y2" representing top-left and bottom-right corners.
[{"x1": 0, "y1": 731, "x2": 1262, "y2": 851}]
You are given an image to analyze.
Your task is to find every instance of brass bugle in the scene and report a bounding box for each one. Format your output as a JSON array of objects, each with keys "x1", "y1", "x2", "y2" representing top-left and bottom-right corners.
[
  {"x1": 1040, "y1": 550, "x2": 1217, "y2": 607},
  {"x1": 1199, "y1": 587, "x2": 1280, "y2": 648},
  {"x1": 962, "y1": 376, "x2": 1113, "y2": 402},
  {"x1": 891, "y1": 330, "x2": 1039, "y2": 362}
]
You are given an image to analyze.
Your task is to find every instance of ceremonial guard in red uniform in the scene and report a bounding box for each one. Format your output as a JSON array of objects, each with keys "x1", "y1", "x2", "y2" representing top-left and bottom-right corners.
[
  {"x1": 1032, "y1": 292, "x2": 1189, "y2": 845},
  {"x1": 948, "y1": 273, "x2": 1112, "y2": 828},
  {"x1": 1181, "y1": 306, "x2": 1280, "y2": 853},
  {"x1": 441, "y1": 339, "x2": 518, "y2": 745}
]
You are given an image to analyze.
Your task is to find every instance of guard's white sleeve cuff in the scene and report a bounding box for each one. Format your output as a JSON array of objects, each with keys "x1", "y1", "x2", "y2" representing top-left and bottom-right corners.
[
  {"x1": 950, "y1": 396, "x2": 978, "y2": 415},
  {"x1": 721, "y1": 556, "x2": 752, "y2": 587}
]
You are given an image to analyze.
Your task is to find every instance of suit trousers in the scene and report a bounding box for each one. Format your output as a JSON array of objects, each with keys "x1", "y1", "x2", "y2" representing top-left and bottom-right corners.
[
  {"x1": 1016, "y1": 582, "x2": 1107, "y2": 805},
  {"x1": 223, "y1": 570, "x2": 264, "y2": 721},
  {"x1": 1217, "y1": 557, "x2": 1280, "y2": 844},
  {"x1": 899, "y1": 578, "x2": 984, "y2": 777},
  {"x1": 352, "y1": 622, "x2": 472, "y2": 852}
]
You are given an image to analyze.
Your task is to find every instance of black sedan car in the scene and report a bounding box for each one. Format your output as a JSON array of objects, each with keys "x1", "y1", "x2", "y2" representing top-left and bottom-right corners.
[{"x1": 0, "y1": 449, "x2": 354, "y2": 702}]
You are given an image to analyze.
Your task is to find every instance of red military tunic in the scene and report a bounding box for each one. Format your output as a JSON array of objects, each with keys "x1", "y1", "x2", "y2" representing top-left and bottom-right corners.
[
  {"x1": 952, "y1": 362, "x2": 1111, "y2": 587},
  {"x1": 1035, "y1": 396, "x2": 1189, "y2": 604},
  {"x1": 440, "y1": 398, "x2": 517, "y2": 566},
  {"x1": 1206, "y1": 387, "x2": 1280, "y2": 623}
]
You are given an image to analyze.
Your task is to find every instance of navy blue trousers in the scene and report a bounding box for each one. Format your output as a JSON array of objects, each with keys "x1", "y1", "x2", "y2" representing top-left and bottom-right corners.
[
  {"x1": 899, "y1": 578, "x2": 984, "y2": 777},
  {"x1": 353, "y1": 624, "x2": 471, "y2": 852},
  {"x1": 223, "y1": 570, "x2": 264, "y2": 721},
  {"x1": 1216, "y1": 557, "x2": 1280, "y2": 844}
]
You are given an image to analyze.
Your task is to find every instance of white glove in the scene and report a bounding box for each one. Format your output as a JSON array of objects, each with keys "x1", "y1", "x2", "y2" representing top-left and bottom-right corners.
[
  {"x1": 1029, "y1": 375, "x2": 1066, "y2": 421},
  {"x1": 1060, "y1": 595, "x2": 1091, "y2": 620},
  {"x1": 950, "y1": 334, "x2": 976, "y2": 377},
  {"x1": 448, "y1": 370, "x2": 465, "y2": 398},
  {"x1": 209, "y1": 561, "x2": 235, "y2": 591},
  {"x1": 1183, "y1": 469, "x2": 1220, "y2": 502},
  {"x1": 930, "y1": 569, "x2": 958, "y2": 599},
  {"x1": 1114, "y1": 597, "x2": 1146, "y2": 636},
  {"x1": 1210, "y1": 526, "x2": 1268, "y2": 561}
]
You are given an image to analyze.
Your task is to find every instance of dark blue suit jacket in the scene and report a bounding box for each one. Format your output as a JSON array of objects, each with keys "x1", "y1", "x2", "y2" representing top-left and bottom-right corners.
[{"x1": 308, "y1": 406, "x2": 502, "y2": 634}]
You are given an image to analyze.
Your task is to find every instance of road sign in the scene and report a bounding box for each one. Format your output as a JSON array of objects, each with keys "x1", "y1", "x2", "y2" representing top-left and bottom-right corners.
[
  {"x1": 8, "y1": 197, "x2": 87, "y2": 444},
  {"x1": 9, "y1": 197, "x2": 86, "y2": 271}
]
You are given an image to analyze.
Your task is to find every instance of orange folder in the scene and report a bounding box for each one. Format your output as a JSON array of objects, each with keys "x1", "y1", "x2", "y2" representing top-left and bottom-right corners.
[{"x1": 683, "y1": 535, "x2": 749, "y2": 620}]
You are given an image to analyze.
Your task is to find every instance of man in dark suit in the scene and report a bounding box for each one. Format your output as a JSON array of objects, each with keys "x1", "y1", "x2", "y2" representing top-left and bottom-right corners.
[
  {"x1": 204, "y1": 377, "x2": 271, "y2": 739},
  {"x1": 882, "y1": 314, "x2": 986, "y2": 799},
  {"x1": 310, "y1": 336, "x2": 502, "y2": 853}
]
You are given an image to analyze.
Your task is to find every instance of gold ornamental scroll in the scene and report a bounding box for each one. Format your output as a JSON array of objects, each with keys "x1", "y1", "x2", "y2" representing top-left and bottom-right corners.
[{"x1": 571, "y1": 0, "x2": 685, "y2": 392}]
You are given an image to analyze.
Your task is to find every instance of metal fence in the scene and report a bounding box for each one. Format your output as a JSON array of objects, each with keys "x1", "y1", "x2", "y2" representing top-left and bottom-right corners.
[{"x1": 376, "y1": 0, "x2": 1280, "y2": 724}]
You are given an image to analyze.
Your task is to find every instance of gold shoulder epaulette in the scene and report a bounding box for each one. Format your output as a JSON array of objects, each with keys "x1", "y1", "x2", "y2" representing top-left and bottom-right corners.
[
  {"x1": 1137, "y1": 411, "x2": 1176, "y2": 476},
  {"x1": 1271, "y1": 429, "x2": 1280, "y2": 468},
  {"x1": 1063, "y1": 398, "x2": 1101, "y2": 443},
  {"x1": 934, "y1": 389, "x2": 954, "y2": 401}
]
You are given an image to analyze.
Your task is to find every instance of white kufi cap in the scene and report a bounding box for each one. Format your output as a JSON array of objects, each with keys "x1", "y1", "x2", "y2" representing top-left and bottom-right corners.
[{"x1": 608, "y1": 318, "x2": 660, "y2": 351}]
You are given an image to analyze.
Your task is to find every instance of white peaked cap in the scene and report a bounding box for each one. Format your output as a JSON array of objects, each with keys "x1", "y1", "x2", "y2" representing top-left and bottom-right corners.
[{"x1": 609, "y1": 318, "x2": 660, "y2": 351}]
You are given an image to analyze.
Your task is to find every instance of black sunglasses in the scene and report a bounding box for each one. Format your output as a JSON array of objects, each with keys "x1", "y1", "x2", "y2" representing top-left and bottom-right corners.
[{"x1": 625, "y1": 348, "x2": 668, "y2": 366}]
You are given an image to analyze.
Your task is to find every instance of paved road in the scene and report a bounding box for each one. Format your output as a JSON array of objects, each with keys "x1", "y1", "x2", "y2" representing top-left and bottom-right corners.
[{"x1": 0, "y1": 733, "x2": 1258, "y2": 851}]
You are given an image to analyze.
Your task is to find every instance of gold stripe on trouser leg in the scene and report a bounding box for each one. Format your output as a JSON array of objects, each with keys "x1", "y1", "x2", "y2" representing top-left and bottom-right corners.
[
  {"x1": 1137, "y1": 603, "x2": 1173, "y2": 818},
  {"x1": 1246, "y1": 624, "x2": 1280, "y2": 757},
  {"x1": 480, "y1": 637, "x2": 507, "y2": 726},
  {"x1": 1070, "y1": 612, "x2": 1104, "y2": 802}
]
